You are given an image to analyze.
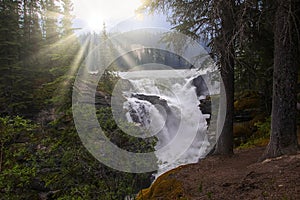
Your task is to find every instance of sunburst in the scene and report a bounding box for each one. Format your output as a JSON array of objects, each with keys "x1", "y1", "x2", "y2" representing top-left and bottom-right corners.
[{"x1": 73, "y1": 0, "x2": 142, "y2": 32}]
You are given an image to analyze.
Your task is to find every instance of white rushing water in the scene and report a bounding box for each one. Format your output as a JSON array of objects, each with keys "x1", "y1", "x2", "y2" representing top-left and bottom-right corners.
[{"x1": 116, "y1": 69, "x2": 215, "y2": 177}]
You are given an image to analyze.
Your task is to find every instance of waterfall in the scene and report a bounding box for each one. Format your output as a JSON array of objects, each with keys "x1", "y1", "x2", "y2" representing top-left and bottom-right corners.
[{"x1": 115, "y1": 69, "x2": 213, "y2": 177}]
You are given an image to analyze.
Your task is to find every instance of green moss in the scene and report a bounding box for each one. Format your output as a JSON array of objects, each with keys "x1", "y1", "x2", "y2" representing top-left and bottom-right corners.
[
  {"x1": 233, "y1": 114, "x2": 267, "y2": 147},
  {"x1": 234, "y1": 90, "x2": 261, "y2": 114},
  {"x1": 233, "y1": 90, "x2": 270, "y2": 147},
  {"x1": 136, "y1": 179, "x2": 184, "y2": 200},
  {"x1": 234, "y1": 98, "x2": 259, "y2": 112},
  {"x1": 233, "y1": 123, "x2": 253, "y2": 138},
  {"x1": 234, "y1": 91, "x2": 260, "y2": 110},
  {"x1": 136, "y1": 167, "x2": 188, "y2": 200},
  {"x1": 236, "y1": 117, "x2": 271, "y2": 149}
]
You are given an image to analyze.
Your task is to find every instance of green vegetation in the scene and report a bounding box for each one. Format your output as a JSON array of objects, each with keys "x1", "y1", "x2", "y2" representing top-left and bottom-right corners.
[
  {"x1": 233, "y1": 90, "x2": 269, "y2": 147},
  {"x1": 0, "y1": 1, "x2": 154, "y2": 199},
  {"x1": 237, "y1": 117, "x2": 271, "y2": 149},
  {"x1": 97, "y1": 107, "x2": 157, "y2": 153},
  {"x1": 0, "y1": 113, "x2": 154, "y2": 199},
  {"x1": 136, "y1": 167, "x2": 186, "y2": 200},
  {"x1": 0, "y1": 0, "x2": 299, "y2": 199},
  {"x1": 140, "y1": 0, "x2": 299, "y2": 158},
  {"x1": 0, "y1": 116, "x2": 38, "y2": 199}
]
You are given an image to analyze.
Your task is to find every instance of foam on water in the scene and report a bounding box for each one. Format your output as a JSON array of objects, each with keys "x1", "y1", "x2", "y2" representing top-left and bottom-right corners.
[{"x1": 120, "y1": 69, "x2": 211, "y2": 177}]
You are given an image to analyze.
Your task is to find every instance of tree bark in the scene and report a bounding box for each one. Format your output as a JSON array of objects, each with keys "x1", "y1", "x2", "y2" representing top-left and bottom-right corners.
[
  {"x1": 214, "y1": 60, "x2": 234, "y2": 155},
  {"x1": 213, "y1": 1, "x2": 235, "y2": 155},
  {"x1": 261, "y1": 0, "x2": 299, "y2": 159}
]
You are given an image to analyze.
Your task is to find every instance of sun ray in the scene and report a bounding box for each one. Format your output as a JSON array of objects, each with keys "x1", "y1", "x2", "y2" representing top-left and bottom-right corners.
[
  {"x1": 52, "y1": 36, "x2": 91, "y2": 102},
  {"x1": 39, "y1": 0, "x2": 143, "y2": 103},
  {"x1": 73, "y1": 0, "x2": 142, "y2": 32}
]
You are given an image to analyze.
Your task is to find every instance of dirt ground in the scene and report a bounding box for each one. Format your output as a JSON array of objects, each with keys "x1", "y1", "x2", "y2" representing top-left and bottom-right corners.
[{"x1": 139, "y1": 146, "x2": 300, "y2": 200}]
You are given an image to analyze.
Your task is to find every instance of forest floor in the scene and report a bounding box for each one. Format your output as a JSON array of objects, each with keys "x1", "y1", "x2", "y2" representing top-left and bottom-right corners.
[{"x1": 137, "y1": 145, "x2": 300, "y2": 200}]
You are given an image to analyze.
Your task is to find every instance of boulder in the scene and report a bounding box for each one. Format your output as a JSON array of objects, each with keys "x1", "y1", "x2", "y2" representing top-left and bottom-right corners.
[{"x1": 192, "y1": 75, "x2": 209, "y2": 97}]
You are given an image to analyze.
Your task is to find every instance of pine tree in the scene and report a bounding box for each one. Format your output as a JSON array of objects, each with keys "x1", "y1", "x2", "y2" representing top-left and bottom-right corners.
[
  {"x1": 139, "y1": 0, "x2": 237, "y2": 155},
  {"x1": 41, "y1": 0, "x2": 60, "y2": 43},
  {"x1": 60, "y1": 0, "x2": 74, "y2": 37},
  {"x1": 21, "y1": 0, "x2": 43, "y2": 59},
  {"x1": 262, "y1": 0, "x2": 299, "y2": 159},
  {"x1": 0, "y1": 0, "x2": 22, "y2": 115}
]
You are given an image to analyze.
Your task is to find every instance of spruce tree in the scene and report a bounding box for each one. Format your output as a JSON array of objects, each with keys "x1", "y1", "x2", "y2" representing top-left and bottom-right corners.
[{"x1": 0, "y1": 0, "x2": 22, "y2": 115}]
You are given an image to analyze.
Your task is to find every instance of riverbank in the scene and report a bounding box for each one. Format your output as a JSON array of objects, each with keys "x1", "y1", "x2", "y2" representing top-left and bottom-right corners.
[{"x1": 136, "y1": 146, "x2": 300, "y2": 199}]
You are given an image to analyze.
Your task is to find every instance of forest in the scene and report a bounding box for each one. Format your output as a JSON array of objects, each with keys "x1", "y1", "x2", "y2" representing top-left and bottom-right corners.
[{"x1": 0, "y1": 0, "x2": 299, "y2": 199}]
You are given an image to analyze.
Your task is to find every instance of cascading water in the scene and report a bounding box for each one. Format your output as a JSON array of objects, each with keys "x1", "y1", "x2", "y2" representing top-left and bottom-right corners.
[{"x1": 114, "y1": 68, "x2": 216, "y2": 177}]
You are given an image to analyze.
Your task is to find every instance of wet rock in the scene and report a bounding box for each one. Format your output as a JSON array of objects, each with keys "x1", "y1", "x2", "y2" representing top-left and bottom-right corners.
[
  {"x1": 131, "y1": 94, "x2": 171, "y2": 113},
  {"x1": 192, "y1": 75, "x2": 209, "y2": 97},
  {"x1": 199, "y1": 97, "x2": 211, "y2": 115}
]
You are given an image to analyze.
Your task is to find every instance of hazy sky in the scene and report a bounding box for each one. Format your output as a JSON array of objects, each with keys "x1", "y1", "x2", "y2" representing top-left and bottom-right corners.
[{"x1": 72, "y1": 0, "x2": 171, "y2": 34}]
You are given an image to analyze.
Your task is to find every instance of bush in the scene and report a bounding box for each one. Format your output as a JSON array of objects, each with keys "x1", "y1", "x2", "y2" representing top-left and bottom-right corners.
[
  {"x1": 0, "y1": 116, "x2": 39, "y2": 199},
  {"x1": 237, "y1": 117, "x2": 271, "y2": 149}
]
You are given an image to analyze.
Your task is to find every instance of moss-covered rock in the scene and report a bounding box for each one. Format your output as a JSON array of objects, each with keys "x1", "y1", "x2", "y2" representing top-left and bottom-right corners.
[
  {"x1": 233, "y1": 90, "x2": 268, "y2": 147},
  {"x1": 234, "y1": 90, "x2": 260, "y2": 116},
  {"x1": 136, "y1": 167, "x2": 188, "y2": 200}
]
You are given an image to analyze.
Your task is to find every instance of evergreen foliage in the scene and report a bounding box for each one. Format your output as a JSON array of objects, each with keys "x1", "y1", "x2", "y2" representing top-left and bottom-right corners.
[
  {"x1": 0, "y1": 1, "x2": 154, "y2": 199},
  {"x1": 0, "y1": 0, "x2": 299, "y2": 198},
  {"x1": 139, "y1": 0, "x2": 299, "y2": 157}
]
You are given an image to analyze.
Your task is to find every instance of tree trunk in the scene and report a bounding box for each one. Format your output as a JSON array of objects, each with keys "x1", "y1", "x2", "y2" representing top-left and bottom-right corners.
[
  {"x1": 213, "y1": 1, "x2": 235, "y2": 155},
  {"x1": 214, "y1": 60, "x2": 234, "y2": 155},
  {"x1": 262, "y1": 0, "x2": 299, "y2": 159}
]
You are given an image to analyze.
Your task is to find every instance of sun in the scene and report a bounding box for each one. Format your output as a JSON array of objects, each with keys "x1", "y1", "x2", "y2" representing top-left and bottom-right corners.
[{"x1": 73, "y1": 0, "x2": 142, "y2": 32}]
